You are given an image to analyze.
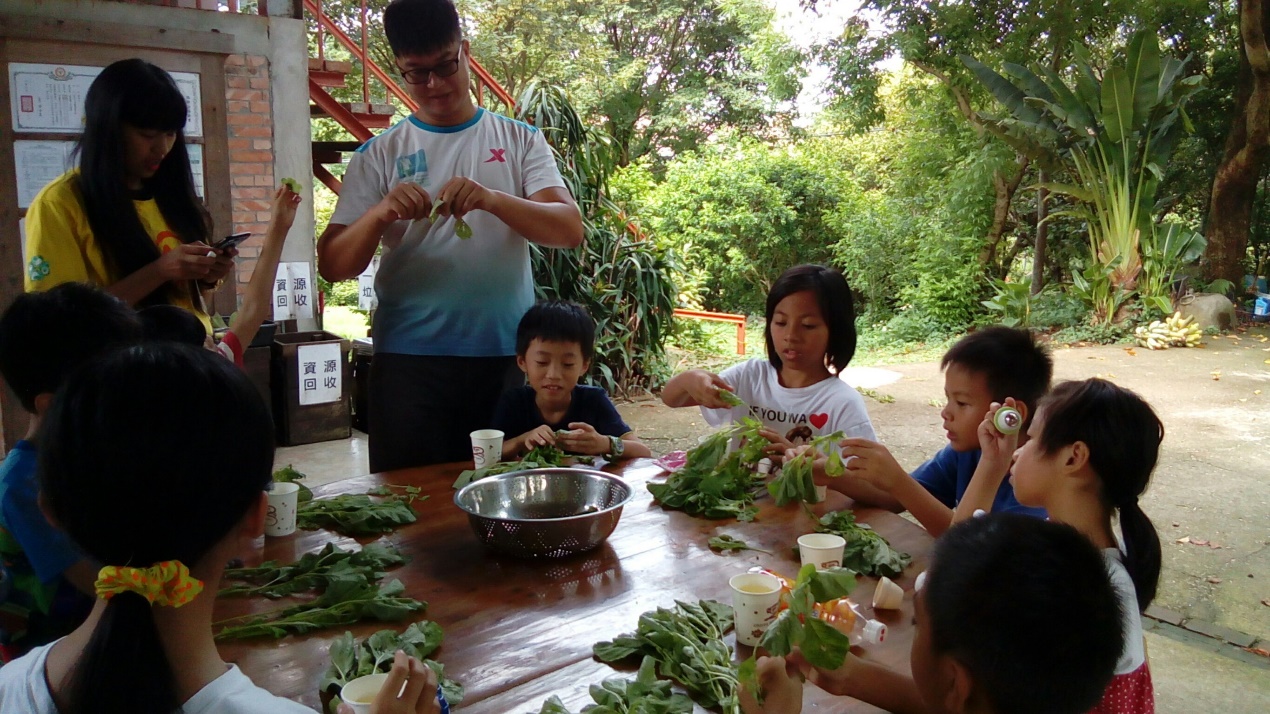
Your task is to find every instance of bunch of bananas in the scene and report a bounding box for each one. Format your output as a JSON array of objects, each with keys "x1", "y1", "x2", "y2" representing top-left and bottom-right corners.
[{"x1": 1134, "y1": 312, "x2": 1203, "y2": 349}]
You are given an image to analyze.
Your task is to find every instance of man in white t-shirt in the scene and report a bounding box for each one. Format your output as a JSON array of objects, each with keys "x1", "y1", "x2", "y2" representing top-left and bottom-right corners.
[{"x1": 317, "y1": 0, "x2": 583, "y2": 471}]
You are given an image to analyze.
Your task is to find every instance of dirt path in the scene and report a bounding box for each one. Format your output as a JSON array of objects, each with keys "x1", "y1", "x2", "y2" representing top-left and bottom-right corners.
[{"x1": 619, "y1": 325, "x2": 1270, "y2": 643}]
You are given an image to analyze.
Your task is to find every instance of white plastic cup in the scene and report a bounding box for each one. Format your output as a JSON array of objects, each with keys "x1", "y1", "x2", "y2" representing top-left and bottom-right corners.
[
  {"x1": 265, "y1": 482, "x2": 299, "y2": 537},
  {"x1": 813, "y1": 485, "x2": 828, "y2": 502},
  {"x1": 798, "y1": 533, "x2": 846, "y2": 570},
  {"x1": 729, "y1": 572, "x2": 783, "y2": 646},
  {"x1": 340, "y1": 673, "x2": 390, "y2": 714},
  {"x1": 470, "y1": 429, "x2": 504, "y2": 469}
]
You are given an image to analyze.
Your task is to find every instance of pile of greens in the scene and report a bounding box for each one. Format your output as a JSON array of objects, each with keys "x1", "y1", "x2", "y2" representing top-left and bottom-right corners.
[
  {"x1": 535, "y1": 656, "x2": 692, "y2": 714},
  {"x1": 274, "y1": 464, "x2": 314, "y2": 502},
  {"x1": 322, "y1": 621, "x2": 464, "y2": 711},
  {"x1": 452, "y1": 443, "x2": 571, "y2": 489},
  {"x1": 219, "y1": 542, "x2": 406, "y2": 598},
  {"x1": 214, "y1": 576, "x2": 424, "y2": 641},
  {"x1": 593, "y1": 600, "x2": 739, "y2": 714},
  {"x1": 707, "y1": 534, "x2": 770, "y2": 555},
  {"x1": 297, "y1": 485, "x2": 423, "y2": 537},
  {"x1": 740, "y1": 564, "x2": 858, "y2": 694},
  {"x1": 806, "y1": 507, "x2": 912, "y2": 578},
  {"x1": 766, "y1": 432, "x2": 845, "y2": 506},
  {"x1": 647, "y1": 418, "x2": 767, "y2": 521}
]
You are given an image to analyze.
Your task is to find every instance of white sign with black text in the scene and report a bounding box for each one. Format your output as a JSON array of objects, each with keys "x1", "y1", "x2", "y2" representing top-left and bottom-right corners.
[
  {"x1": 272, "y1": 262, "x2": 315, "y2": 321},
  {"x1": 296, "y1": 341, "x2": 342, "y2": 406}
]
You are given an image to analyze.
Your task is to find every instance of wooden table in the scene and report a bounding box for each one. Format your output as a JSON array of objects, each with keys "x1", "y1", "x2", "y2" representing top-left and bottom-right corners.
[{"x1": 217, "y1": 459, "x2": 934, "y2": 713}]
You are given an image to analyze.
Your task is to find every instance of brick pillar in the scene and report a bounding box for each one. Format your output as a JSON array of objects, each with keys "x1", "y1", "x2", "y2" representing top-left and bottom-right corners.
[{"x1": 224, "y1": 53, "x2": 275, "y2": 305}]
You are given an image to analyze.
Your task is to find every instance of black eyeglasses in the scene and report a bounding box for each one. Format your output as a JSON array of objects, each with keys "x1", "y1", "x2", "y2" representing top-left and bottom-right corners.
[{"x1": 398, "y1": 46, "x2": 464, "y2": 85}]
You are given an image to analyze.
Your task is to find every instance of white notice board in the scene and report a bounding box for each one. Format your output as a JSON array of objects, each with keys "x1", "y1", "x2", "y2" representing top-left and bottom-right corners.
[
  {"x1": 9, "y1": 63, "x2": 203, "y2": 137},
  {"x1": 14, "y1": 140, "x2": 75, "y2": 208}
]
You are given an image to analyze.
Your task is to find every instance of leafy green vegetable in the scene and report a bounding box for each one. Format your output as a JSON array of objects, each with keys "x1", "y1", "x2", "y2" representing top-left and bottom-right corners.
[
  {"x1": 280, "y1": 177, "x2": 302, "y2": 192},
  {"x1": 594, "y1": 600, "x2": 739, "y2": 713},
  {"x1": 807, "y1": 507, "x2": 912, "y2": 578},
  {"x1": 273, "y1": 464, "x2": 313, "y2": 502},
  {"x1": 766, "y1": 432, "x2": 844, "y2": 506},
  {"x1": 297, "y1": 487, "x2": 423, "y2": 537},
  {"x1": 707, "y1": 534, "x2": 770, "y2": 555},
  {"x1": 429, "y1": 198, "x2": 445, "y2": 221},
  {"x1": 534, "y1": 655, "x2": 693, "y2": 714},
  {"x1": 453, "y1": 444, "x2": 571, "y2": 489},
  {"x1": 455, "y1": 218, "x2": 473, "y2": 239},
  {"x1": 647, "y1": 418, "x2": 766, "y2": 521},
  {"x1": 213, "y1": 577, "x2": 425, "y2": 640},
  {"x1": 220, "y1": 542, "x2": 405, "y2": 598},
  {"x1": 716, "y1": 389, "x2": 746, "y2": 408},
  {"x1": 737, "y1": 564, "x2": 857, "y2": 698},
  {"x1": 321, "y1": 621, "x2": 465, "y2": 705}
]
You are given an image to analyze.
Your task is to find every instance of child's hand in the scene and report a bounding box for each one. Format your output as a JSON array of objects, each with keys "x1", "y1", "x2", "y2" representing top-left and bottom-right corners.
[
  {"x1": 977, "y1": 398, "x2": 1020, "y2": 477},
  {"x1": 271, "y1": 184, "x2": 303, "y2": 233},
  {"x1": 787, "y1": 649, "x2": 865, "y2": 699},
  {"x1": 739, "y1": 655, "x2": 804, "y2": 714},
  {"x1": 523, "y1": 425, "x2": 557, "y2": 451},
  {"x1": 758, "y1": 428, "x2": 795, "y2": 459},
  {"x1": 839, "y1": 438, "x2": 905, "y2": 492},
  {"x1": 338, "y1": 651, "x2": 440, "y2": 714},
  {"x1": 689, "y1": 371, "x2": 737, "y2": 410},
  {"x1": 556, "y1": 422, "x2": 609, "y2": 455}
]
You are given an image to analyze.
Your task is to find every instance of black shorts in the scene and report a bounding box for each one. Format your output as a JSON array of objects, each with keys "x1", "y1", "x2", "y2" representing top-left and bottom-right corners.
[{"x1": 367, "y1": 353, "x2": 522, "y2": 472}]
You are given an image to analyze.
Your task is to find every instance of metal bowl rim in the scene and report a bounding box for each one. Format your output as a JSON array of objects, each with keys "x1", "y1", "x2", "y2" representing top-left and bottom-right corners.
[{"x1": 452, "y1": 467, "x2": 634, "y2": 523}]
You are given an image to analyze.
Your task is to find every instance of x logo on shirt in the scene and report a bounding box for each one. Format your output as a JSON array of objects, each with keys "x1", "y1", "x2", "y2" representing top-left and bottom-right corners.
[{"x1": 484, "y1": 148, "x2": 507, "y2": 163}]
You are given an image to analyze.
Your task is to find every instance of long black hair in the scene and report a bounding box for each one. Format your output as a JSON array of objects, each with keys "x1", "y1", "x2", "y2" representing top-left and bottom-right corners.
[
  {"x1": 74, "y1": 59, "x2": 210, "y2": 306},
  {"x1": 39, "y1": 344, "x2": 274, "y2": 713},
  {"x1": 764, "y1": 264, "x2": 857, "y2": 373},
  {"x1": 1037, "y1": 378, "x2": 1164, "y2": 611}
]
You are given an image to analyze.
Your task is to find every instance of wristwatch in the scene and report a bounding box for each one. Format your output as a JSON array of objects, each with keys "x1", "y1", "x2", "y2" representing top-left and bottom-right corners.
[{"x1": 608, "y1": 435, "x2": 624, "y2": 458}]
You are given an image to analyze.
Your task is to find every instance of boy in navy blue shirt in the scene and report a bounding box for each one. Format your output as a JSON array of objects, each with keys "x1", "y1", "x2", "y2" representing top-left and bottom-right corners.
[
  {"x1": 0, "y1": 284, "x2": 141, "y2": 657},
  {"x1": 833, "y1": 327, "x2": 1051, "y2": 536},
  {"x1": 492, "y1": 301, "x2": 649, "y2": 460}
]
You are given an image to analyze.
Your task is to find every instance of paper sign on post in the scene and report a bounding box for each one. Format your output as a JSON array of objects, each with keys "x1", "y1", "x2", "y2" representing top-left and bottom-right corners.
[
  {"x1": 297, "y1": 341, "x2": 342, "y2": 406},
  {"x1": 357, "y1": 256, "x2": 380, "y2": 311},
  {"x1": 272, "y1": 262, "x2": 316, "y2": 321}
]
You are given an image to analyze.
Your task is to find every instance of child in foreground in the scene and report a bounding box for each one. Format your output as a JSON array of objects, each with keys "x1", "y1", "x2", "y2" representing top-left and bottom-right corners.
[
  {"x1": 832, "y1": 326, "x2": 1050, "y2": 535},
  {"x1": 663, "y1": 264, "x2": 875, "y2": 460},
  {"x1": 740, "y1": 514, "x2": 1125, "y2": 714},
  {"x1": 0, "y1": 285, "x2": 142, "y2": 657},
  {"x1": 955, "y1": 378, "x2": 1162, "y2": 712},
  {"x1": 0, "y1": 344, "x2": 438, "y2": 714},
  {"x1": 492, "y1": 300, "x2": 649, "y2": 460}
]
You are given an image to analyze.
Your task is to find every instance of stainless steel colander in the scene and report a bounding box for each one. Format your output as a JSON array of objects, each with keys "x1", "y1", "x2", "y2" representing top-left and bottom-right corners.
[{"x1": 453, "y1": 468, "x2": 634, "y2": 558}]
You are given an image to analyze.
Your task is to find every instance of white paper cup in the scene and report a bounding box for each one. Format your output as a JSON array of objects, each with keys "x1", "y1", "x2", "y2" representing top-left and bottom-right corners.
[
  {"x1": 470, "y1": 429, "x2": 504, "y2": 469},
  {"x1": 798, "y1": 533, "x2": 846, "y2": 570},
  {"x1": 341, "y1": 672, "x2": 390, "y2": 714},
  {"x1": 813, "y1": 484, "x2": 828, "y2": 502},
  {"x1": 265, "y1": 482, "x2": 299, "y2": 537},
  {"x1": 729, "y1": 572, "x2": 783, "y2": 647}
]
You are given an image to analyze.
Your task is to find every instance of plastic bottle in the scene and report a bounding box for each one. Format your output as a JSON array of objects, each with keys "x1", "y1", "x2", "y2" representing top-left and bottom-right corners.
[{"x1": 816, "y1": 598, "x2": 887, "y2": 645}]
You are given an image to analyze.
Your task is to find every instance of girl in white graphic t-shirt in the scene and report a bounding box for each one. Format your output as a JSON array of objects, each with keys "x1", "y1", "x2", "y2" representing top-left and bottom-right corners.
[{"x1": 663, "y1": 264, "x2": 876, "y2": 461}]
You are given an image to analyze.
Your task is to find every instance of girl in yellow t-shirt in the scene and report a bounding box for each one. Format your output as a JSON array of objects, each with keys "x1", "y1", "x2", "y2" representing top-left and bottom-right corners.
[{"x1": 23, "y1": 59, "x2": 232, "y2": 333}]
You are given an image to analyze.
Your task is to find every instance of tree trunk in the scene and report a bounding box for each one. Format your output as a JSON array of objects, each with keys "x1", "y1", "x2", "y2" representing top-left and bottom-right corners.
[
  {"x1": 1206, "y1": 0, "x2": 1270, "y2": 285},
  {"x1": 1033, "y1": 172, "x2": 1049, "y2": 294},
  {"x1": 980, "y1": 157, "x2": 1030, "y2": 270}
]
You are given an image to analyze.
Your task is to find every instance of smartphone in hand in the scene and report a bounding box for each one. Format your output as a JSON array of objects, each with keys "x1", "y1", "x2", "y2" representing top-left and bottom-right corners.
[{"x1": 212, "y1": 232, "x2": 251, "y2": 252}]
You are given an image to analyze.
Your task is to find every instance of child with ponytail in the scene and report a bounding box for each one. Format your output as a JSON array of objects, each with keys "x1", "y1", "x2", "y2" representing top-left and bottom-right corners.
[
  {"x1": 0, "y1": 343, "x2": 439, "y2": 714},
  {"x1": 956, "y1": 378, "x2": 1162, "y2": 713}
]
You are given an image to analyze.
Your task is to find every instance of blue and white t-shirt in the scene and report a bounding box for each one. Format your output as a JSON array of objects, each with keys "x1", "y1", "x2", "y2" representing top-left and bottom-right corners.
[{"x1": 330, "y1": 109, "x2": 567, "y2": 357}]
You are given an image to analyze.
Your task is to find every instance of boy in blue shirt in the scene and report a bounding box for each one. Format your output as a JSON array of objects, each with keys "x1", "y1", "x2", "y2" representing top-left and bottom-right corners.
[
  {"x1": 491, "y1": 301, "x2": 649, "y2": 460},
  {"x1": 0, "y1": 283, "x2": 142, "y2": 657},
  {"x1": 833, "y1": 327, "x2": 1051, "y2": 535}
]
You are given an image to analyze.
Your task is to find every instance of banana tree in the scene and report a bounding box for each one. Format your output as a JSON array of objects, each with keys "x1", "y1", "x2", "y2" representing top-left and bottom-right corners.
[{"x1": 963, "y1": 31, "x2": 1205, "y2": 323}]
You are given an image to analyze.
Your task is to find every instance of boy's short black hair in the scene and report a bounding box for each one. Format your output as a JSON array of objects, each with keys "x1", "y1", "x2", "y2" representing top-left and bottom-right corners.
[
  {"x1": 926, "y1": 514, "x2": 1124, "y2": 714},
  {"x1": 384, "y1": 0, "x2": 462, "y2": 58},
  {"x1": 515, "y1": 300, "x2": 595, "y2": 361},
  {"x1": 764, "y1": 264, "x2": 857, "y2": 373},
  {"x1": 138, "y1": 305, "x2": 207, "y2": 348},
  {"x1": 941, "y1": 326, "x2": 1052, "y2": 409},
  {"x1": 0, "y1": 283, "x2": 142, "y2": 412}
]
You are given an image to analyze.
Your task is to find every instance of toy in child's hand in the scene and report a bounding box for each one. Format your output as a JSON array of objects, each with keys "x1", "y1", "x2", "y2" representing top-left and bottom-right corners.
[
  {"x1": 993, "y1": 406, "x2": 1022, "y2": 435},
  {"x1": 280, "y1": 177, "x2": 302, "y2": 192}
]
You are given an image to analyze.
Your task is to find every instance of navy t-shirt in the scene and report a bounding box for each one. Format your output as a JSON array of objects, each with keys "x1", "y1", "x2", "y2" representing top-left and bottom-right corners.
[
  {"x1": 491, "y1": 385, "x2": 631, "y2": 440},
  {"x1": 911, "y1": 444, "x2": 1047, "y2": 518}
]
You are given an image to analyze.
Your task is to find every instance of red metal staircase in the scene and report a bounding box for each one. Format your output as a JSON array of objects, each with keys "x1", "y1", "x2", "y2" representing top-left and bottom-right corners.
[{"x1": 302, "y1": 0, "x2": 516, "y2": 194}]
